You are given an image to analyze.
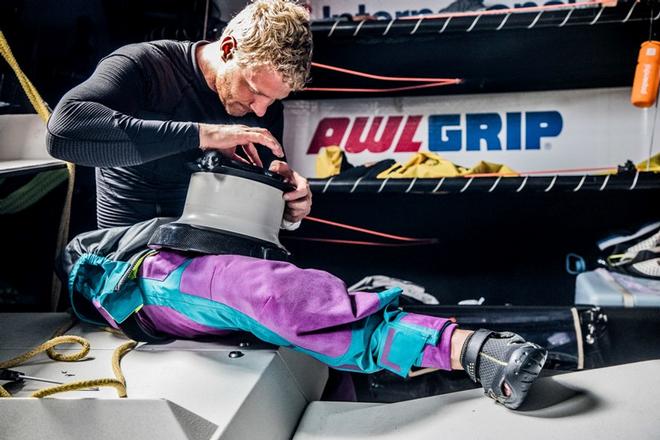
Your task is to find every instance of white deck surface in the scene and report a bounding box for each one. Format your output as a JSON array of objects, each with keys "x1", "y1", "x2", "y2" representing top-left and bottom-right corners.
[
  {"x1": 0, "y1": 313, "x2": 327, "y2": 440},
  {"x1": 295, "y1": 360, "x2": 660, "y2": 440},
  {"x1": 3, "y1": 313, "x2": 660, "y2": 439}
]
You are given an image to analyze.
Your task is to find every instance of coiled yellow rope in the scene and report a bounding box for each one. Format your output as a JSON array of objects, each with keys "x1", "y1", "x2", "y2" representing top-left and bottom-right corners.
[
  {"x1": 0, "y1": 335, "x2": 90, "y2": 368},
  {"x1": 30, "y1": 340, "x2": 137, "y2": 398},
  {"x1": 0, "y1": 335, "x2": 137, "y2": 398}
]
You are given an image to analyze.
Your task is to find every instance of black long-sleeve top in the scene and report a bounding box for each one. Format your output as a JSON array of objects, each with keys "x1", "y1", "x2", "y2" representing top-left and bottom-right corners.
[{"x1": 47, "y1": 40, "x2": 284, "y2": 228}]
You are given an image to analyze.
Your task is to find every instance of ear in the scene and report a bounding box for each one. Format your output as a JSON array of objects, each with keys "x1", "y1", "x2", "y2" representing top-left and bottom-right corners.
[{"x1": 220, "y1": 35, "x2": 237, "y2": 62}]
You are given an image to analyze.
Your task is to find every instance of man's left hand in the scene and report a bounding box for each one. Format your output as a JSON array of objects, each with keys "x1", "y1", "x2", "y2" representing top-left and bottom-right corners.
[{"x1": 269, "y1": 160, "x2": 312, "y2": 223}]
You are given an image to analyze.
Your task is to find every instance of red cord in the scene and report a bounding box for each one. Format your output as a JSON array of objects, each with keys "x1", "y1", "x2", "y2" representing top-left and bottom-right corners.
[
  {"x1": 305, "y1": 215, "x2": 437, "y2": 243},
  {"x1": 303, "y1": 83, "x2": 457, "y2": 93},
  {"x1": 304, "y1": 62, "x2": 462, "y2": 93},
  {"x1": 310, "y1": 62, "x2": 461, "y2": 84},
  {"x1": 283, "y1": 237, "x2": 437, "y2": 247}
]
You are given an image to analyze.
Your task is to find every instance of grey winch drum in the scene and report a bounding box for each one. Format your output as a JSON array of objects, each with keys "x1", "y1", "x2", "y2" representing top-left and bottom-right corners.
[{"x1": 148, "y1": 155, "x2": 294, "y2": 261}]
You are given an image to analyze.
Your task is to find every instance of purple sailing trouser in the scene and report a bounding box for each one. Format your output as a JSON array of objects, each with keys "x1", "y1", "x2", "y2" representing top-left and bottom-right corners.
[{"x1": 135, "y1": 251, "x2": 457, "y2": 376}]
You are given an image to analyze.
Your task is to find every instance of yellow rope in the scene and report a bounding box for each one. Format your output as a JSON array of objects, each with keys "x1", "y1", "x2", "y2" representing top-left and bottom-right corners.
[
  {"x1": 0, "y1": 31, "x2": 50, "y2": 123},
  {"x1": 50, "y1": 161, "x2": 76, "y2": 310},
  {"x1": 0, "y1": 31, "x2": 76, "y2": 311},
  {"x1": 0, "y1": 336, "x2": 90, "y2": 369},
  {"x1": 0, "y1": 336, "x2": 137, "y2": 398},
  {"x1": 0, "y1": 30, "x2": 129, "y2": 391},
  {"x1": 30, "y1": 340, "x2": 137, "y2": 398}
]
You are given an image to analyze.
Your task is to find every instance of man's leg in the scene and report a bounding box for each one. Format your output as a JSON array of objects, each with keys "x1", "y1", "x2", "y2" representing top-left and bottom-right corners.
[
  {"x1": 450, "y1": 329, "x2": 472, "y2": 370},
  {"x1": 136, "y1": 251, "x2": 545, "y2": 408}
]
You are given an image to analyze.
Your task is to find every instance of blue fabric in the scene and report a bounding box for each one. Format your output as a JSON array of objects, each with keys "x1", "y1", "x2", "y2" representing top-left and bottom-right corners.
[{"x1": 69, "y1": 254, "x2": 143, "y2": 324}]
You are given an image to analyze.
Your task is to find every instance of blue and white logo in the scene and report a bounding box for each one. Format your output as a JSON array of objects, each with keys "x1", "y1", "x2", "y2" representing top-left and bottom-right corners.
[{"x1": 428, "y1": 111, "x2": 563, "y2": 151}]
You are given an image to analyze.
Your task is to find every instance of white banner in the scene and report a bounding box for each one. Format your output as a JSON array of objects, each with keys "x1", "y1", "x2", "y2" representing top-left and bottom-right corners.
[
  {"x1": 310, "y1": 0, "x2": 581, "y2": 20},
  {"x1": 283, "y1": 87, "x2": 656, "y2": 178}
]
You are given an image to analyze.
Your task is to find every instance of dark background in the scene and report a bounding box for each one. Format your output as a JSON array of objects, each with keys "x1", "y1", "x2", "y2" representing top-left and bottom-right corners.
[{"x1": 0, "y1": 0, "x2": 658, "y2": 310}]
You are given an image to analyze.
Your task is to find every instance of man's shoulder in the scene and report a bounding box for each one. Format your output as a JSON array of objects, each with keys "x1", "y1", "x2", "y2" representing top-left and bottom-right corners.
[{"x1": 108, "y1": 40, "x2": 194, "y2": 63}]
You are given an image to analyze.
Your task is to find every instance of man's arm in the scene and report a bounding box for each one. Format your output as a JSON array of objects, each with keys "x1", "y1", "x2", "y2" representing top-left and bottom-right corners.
[{"x1": 46, "y1": 54, "x2": 200, "y2": 167}]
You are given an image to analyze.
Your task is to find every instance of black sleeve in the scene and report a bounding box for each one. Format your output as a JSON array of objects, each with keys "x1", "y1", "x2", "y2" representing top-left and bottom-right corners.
[{"x1": 46, "y1": 54, "x2": 200, "y2": 167}]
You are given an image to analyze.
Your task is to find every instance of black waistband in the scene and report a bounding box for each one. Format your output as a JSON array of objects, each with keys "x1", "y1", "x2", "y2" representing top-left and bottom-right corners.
[{"x1": 147, "y1": 222, "x2": 290, "y2": 261}]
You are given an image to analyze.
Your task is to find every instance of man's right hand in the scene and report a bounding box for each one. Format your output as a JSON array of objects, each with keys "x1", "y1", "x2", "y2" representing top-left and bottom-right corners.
[{"x1": 198, "y1": 123, "x2": 284, "y2": 168}]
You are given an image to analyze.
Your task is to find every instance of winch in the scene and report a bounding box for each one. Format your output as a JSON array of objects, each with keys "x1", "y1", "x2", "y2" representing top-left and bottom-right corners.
[{"x1": 148, "y1": 152, "x2": 293, "y2": 261}]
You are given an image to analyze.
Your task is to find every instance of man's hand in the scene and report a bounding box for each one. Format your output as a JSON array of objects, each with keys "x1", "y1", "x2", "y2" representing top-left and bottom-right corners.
[
  {"x1": 269, "y1": 160, "x2": 312, "y2": 223},
  {"x1": 198, "y1": 123, "x2": 284, "y2": 168}
]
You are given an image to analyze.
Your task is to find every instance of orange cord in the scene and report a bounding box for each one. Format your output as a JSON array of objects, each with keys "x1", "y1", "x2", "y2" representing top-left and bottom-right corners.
[
  {"x1": 301, "y1": 215, "x2": 438, "y2": 248},
  {"x1": 284, "y1": 237, "x2": 437, "y2": 246},
  {"x1": 303, "y1": 83, "x2": 457, "y2": 93},
  {"x1": 305, "y1": 62, "x2": 461, "y2": 93},
  {"x1": 305, "y1": 215, "x2": 436, "y2": 242},
  {"x1": 310, "y1": 62, "x2": 461, "y2": 84}
]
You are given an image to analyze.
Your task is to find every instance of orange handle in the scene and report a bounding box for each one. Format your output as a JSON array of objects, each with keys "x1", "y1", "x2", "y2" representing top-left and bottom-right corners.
[{"x1": 631, "y1": 41, "x2": 660, "y2": 108}]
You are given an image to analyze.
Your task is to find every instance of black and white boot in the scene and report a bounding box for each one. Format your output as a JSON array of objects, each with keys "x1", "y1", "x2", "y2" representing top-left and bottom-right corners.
[
  {"x1": 598, "y1": 221, "x2": 660, "y2": 280},
  {"x1": 460, "y1": 329, "x2": 547, "y2": 409}
]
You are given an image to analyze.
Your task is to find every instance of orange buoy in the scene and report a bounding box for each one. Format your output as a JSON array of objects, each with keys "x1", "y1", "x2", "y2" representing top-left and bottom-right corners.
[{"x1": 631, "y1": 41, "x2": 660, "y2": 108}]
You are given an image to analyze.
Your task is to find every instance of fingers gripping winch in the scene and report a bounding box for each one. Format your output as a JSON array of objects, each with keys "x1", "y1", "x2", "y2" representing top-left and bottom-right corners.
[{"x1": 148, "y1": 152, "x2": 294, "y2": 261}]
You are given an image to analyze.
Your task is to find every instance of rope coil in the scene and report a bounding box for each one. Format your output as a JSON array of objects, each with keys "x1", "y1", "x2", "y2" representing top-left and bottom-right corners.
[{"x1": 0, "y1": 335, "x2": 137, "y2": 398}]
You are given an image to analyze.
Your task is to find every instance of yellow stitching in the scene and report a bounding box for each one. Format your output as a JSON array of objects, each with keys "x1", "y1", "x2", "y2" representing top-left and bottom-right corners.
[{"x1": 479, "y1": 352, "x2": 507, "y2": 366}]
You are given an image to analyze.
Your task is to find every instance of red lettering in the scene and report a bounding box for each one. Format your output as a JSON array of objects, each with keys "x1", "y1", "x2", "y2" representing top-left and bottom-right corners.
[
  {"x1": 345, "y1": 116, "x2": 402, "y2": 153},
  {"x1": 307, "y1": 117, "x2": 350, "y2": 154},
  {"x1": 394, "y1": 115, "x2": 422, "y2": 152}
]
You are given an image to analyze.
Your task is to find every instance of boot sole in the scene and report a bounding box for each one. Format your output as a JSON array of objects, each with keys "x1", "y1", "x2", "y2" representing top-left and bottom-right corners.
[{"x1": 501, "y1": 343, "x2": 548, "y2": 409}]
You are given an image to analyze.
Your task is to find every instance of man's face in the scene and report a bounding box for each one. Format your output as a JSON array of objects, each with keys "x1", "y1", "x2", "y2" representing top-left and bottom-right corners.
[{"x1": 216, "y1": 63, "x2": 291, "y2": 117}]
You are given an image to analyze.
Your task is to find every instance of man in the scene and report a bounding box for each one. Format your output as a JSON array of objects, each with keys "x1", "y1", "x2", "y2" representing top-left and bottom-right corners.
[
  {"x1": 47, "y1": 0, "x2": 312, "y2": 229},
  {"x1": 52, "y1": 0, "x2": 546, "y2": 409}
]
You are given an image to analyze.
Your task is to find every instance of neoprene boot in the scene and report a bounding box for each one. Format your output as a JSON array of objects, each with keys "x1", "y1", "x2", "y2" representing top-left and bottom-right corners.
[{"x1": 460, "y1": 329, "x2": 547, "y2": 409}]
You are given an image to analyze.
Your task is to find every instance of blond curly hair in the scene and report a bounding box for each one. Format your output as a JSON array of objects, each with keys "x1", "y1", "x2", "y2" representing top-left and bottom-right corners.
[{"x1": 223, "y1": 0, "x2": 313, "y2": 91}]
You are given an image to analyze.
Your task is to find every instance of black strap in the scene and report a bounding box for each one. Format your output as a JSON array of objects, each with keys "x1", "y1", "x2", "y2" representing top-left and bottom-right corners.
[
  {"x1": 621, "y1": 249, "x2": 660, "y2": 265},
  {"x1": 148, "y1": 222, "x2": 290, "y2": 261},
  {"x1": 461, "y1": 329, "x2": 493, "y2": 383}
]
